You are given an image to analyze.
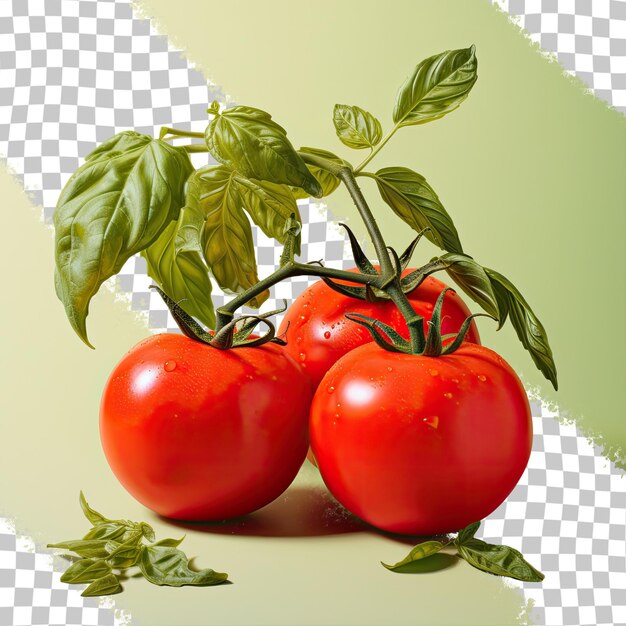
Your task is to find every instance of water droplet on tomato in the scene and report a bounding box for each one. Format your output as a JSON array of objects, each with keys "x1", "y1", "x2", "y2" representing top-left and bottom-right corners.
[
  {"x1": 164, "y1": 360, "x2": 176, "y2": 372},
  {"x1": 387, "y1": 366, "x2": 393, "y2": 372},
  {"x1": 422, "y1": 415, "x2": 439, "y2": 429},
  {"x1": 429, "y1": 368, "x2": 439, "y2": 377},
  {"x1": 336, "y1": 403, "x2": 341, "y2": 408},
  {"x1": 299, "y1": 352, "x2": 306, "y2": 362},
  {"x1": 451, "y1": 378, "x2": 459, "y2": 384},
  {"x1": 296, "y1": 336, "x2": 303, "y2": 343},
  {"x1": 334, "y1": 413, "x2": 340, "y2": 418},
  {"x1": 324, "y1": 331, "x2": 331, "y2": 339},
  {"x1": 271, "y1": 375, "x2": 278, "y2": 381},
  {"x1": 327, "y1": 386, "x2": 335, "y2": 394},
  {"x1": 443, "y1": 392, "x2": 453, "y2": 399},
  {"x1": 478, "y1": 374, "x2": 487, "y2": 382},
  {"x1": 299, "y1": 315, "x2": 306, "y2": 320}
]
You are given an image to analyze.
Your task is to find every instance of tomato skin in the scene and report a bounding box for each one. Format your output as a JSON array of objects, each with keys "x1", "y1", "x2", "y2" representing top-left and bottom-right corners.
[
  {"x1": 279, "y1": 271, "x2": 480, "y2": 389},
  {"x1": 100, "y1": 333, "x2": 311, "y2": 521},
  {"x1": 309, "y1": 342, "x2": 531, "y2": 535}
]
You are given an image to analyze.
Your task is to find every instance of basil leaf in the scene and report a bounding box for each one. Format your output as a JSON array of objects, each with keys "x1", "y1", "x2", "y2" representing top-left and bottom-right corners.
[
  {"x1": 371, "y1": 167, "x2": 463, "y2": 253},
  {"x1": 137, "y1": 522, "x2": 156, "y2": 543},
  {"x1": 151, "y1": 536, "x2": 186, "y2": 548},
  {"x1": 233, "y1": 175, "x2": 301, "y2": 254},
  {"x1": 79, "y1": 492, "x2": 112, "y2": 526},
  {"x1": 81, "y1": 573, "x2": 122, "y2": 597},
  {"x1": 382, "y1": 540, "x2": 446, "y2": 571},
  {"x1": 485, "y1": 269, "x2": 558, "y2": 390},
  {"x1": 139, "y1": 545, "x2": 228, "y2": 587},
  {"x1": 436, "y1": 253, "x2": 499, "y2": 319},
  {"x1": 60, "y1": 558, "x2": 112, "y2": 584},
  {"x1": 142, "y1": 208, "x2": 216, "y2": 330},
  {"x1": 205, "y1": 106, "x2": 322, "y2": 197},
  {"x1": 393, "y1": 46, "x2": 477, "y2": 127},
  {"x1": 456, "y1": 521, "x2": 481, "y2": 545},
  {"x1": 82, "y1": 523, "x2": 127, "y2": 542},
  {"x1": 47, "y1": 539, "x2": 110, "y2": 559},
  {"x1": 106, "y1": 533, "x2": 144, "y2": 569},
  {"x1": 292, "y1": 147, "x2": 343, "y2": 199},
  {"x1": 54, "y1": 131, "x2": 194, "y2": 347},
  {"x1": 458, "y1": 538, "x2": 544, "y2": 582},
  {"x1": 185, "y1": 166, "x2": 268, "y2": 308},
  {"x1": 333, "y1": 104, "x2": 383, "y2": 150}
]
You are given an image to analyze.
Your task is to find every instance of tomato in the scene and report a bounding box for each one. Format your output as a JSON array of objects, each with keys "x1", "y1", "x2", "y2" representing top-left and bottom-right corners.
[
  {"x1": 100, "y1": 333, "x2": 312, "y2": 521},
  {"x1": 309, "y1": 342, "x2": 531, "y2": 536},
  {"x1": 279, "y1": 270, "x2": 480, "y2": 389}
]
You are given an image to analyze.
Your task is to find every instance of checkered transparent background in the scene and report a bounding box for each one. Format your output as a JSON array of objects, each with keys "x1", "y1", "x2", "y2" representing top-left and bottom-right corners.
[{"x1": 0, "y1": 1, "x2": 624, "y2": 625}]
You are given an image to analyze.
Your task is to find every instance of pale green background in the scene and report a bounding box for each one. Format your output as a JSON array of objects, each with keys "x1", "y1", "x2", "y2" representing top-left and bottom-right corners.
[{"x1": 1, "y1": 0, "x2": 625, "y2": 625}]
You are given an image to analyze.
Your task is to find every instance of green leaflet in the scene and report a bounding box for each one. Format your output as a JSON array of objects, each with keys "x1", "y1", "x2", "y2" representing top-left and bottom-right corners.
[
  {"x1": 382, "y1": 541, "x2": 447, "y2": 571},
  {"x1": 181, "y1": 166, "x2": 268, "y2": 308},
  {"x1": 139, "y1": 545, "x2": 229, "y2": 587},
  {"x1": 233, "y1": 175, "x2": 302, "y2": 254},
  {"x1": 370, "y1": 167, "x2": 463, "y2": 253},
  {"x1": 458, "y1": 539, "x2": 544, "y2": 582},
  {"x1": 292, "y1": 146, "x2": 343, "y2": 199},
  {"x1": 393, "y1": 45, "x2": 477, "y2": 127},
  {"x1": 333, "y1": 104, "x2": 383, "y2": 150},
  {"x1": 53, "y1": 131, "x2": 193, "y2": 347},
  {"x1": 81, "y1": 573, "x2": 122, "y2": 597},
  {"x1": 60, "y1": 559, "x2": 112, "y2": 584},
  {"x1": 205, "y1": 105, "x2": 322, "y2": 197},
  {"x1": 142, "y1": 208, "x2": 216, "y2": 330},
  {"x1": 485, "y1": 269, "x2": 558, "y2": 390},
  {"x1": 436, "y1": 253, "x2": 500, "y2": 319},
  {"x1": 455, "y1": 521, "x2": 481, "y2": 545},
  {"x1": 51, "y1": 493, "x2": 229, "y2": 597}
]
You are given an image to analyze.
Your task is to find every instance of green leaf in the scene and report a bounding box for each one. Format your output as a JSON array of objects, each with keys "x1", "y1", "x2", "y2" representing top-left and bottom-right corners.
[
  {"x1": 485, "y1": 269, "x2": 558, "y2": 390},
  {"x1": 183, "y1": 166, "x2": 268, "y2": 308},
  {"x1": 81, "y1": 573, "x2": 122, "y2": 597},
  {"x1": 436, "y1": 253, "x2": 499, "y2": 319},
  {"x1": 79, "y1": 492, "x2": 112, "y2": 526},
  {"x1": 47, "y1": 540, "x2": 110, "y2": 559},
  {"x1": 61, "y1": 559, "x2": 112, "y2": 584},
  {"x1": 151, "y1": 536, "x2": 186, "y2": 548},
  {"x1": 142, "y1": 208, "x2": 216, "y2": 330},
  {"x1": 333, "y1": 104, "x2": 383, "y2": 150},
  {"x1": 233, "y1": 175, "x2": 302, "y2": 254},
  {"x1": 205, "y1": 105, "x2": 322, "y2": 197},
  {"x1": 456, "y1": 521, "x2": 482, "y2": 545},
  {"x1": 105, "y1": 532, "x2": 144, "y2": 569},
  {"x1": 382, "y1": 541, "x2": 446, "y2": 571},
  {"x1": 82, "y1": 524, "x2": 127, "y2": 543},
  {"x1": 139, "y1": 545, "x2": 228, "y2": 587},
  {"x1": 458, "y1": 538, "x2": 544, "y2": 582},
  {"x1": 292, "y1": 147, "x2": 343, "y2": 199},
  {"x1": 53, "y1": 131, "x2": 194, "y2": 347},
  {"x1": 371, "y1": 167, "x2": 463, "y2": 253},
  {"x1": 393, "y1": 45, "x2": 478, "y2": 127}
]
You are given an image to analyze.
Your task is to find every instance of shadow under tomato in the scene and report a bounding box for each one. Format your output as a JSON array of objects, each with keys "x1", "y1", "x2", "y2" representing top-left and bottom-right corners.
[{"x1": 159, "y1": 486, "x2": 366, "y2": 538}]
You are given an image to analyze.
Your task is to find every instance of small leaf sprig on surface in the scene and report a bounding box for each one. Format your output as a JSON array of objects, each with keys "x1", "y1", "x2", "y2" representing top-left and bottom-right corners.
[
  {"x1": 382, "y1": 521, "x2": 544, "y2": 582},
  {"x1": 47, "y1": 493, "x2": 228, "y2": 596}
]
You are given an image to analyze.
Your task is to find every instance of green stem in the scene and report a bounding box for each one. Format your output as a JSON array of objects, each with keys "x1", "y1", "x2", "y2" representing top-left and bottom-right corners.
[
  {"x1": 337, "y1": 168, "x2": 424, "y2": 352},
  {"x1": 159, "y1": 127, "x2": 205, "y2": 140},
  {"x1": 181, "y1": 144, "x2": 210, "y2": 153},
  {"x1": 354, "y1": 124, "x2": 399, "y2": 173},
  {"x1": 215, "y1": 262, "x2": 382, "y2": 332}
]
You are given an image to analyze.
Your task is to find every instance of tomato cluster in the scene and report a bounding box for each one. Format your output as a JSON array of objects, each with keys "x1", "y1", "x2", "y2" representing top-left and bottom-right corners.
[{"x1": 100, "y1": 272, "x2": 531, "y2": 535}]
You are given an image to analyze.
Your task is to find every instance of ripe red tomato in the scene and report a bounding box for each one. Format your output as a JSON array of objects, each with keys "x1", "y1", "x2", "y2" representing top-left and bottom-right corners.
[
  {"x1": 279, "y1": 271, "x2": 480, "y2": 389},
  {"x1": 309, "y1": 342, "x2": 531, "y2": 535},
  {"x1": 100, "y1": 333, "x2": 312, "y2": 521}
]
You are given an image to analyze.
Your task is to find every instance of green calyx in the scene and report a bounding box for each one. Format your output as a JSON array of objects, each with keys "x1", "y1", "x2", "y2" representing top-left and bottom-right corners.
[
  {"x1": 48, "y1": 493, "x2": 228, "y2": 597},
  {"x1": 345, "y1": 287, "x2": 494, "y2": 357}
]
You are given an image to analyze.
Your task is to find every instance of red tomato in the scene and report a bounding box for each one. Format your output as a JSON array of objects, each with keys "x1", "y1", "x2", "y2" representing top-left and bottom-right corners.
[
  {"x1": 100, "y1": 333, "x2": 311, "y2": 521},
  {"x1": 309, "y1": 342, "x2": 531, "y2": 535},
  {"x1": 279, "y1": 271, "x2": 480, "y2": 389}
]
